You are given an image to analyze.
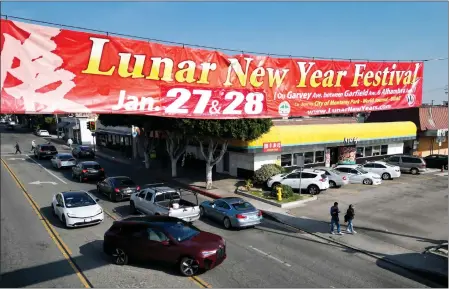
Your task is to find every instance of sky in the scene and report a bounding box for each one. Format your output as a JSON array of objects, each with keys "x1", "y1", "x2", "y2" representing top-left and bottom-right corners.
[{"x1": 1, "y1": 1, "x2": 448, "y2": 104}]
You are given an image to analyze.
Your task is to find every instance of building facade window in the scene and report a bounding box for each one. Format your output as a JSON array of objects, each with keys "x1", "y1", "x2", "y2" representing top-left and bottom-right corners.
[
  {"x1": 356, "y1": 144, "x2": 390, "y2": 158},
  {"x1": 281, "y1": 151, "x2": 325, "y2": 167}
]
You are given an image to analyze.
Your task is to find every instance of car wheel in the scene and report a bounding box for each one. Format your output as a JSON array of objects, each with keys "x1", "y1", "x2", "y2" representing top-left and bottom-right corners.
[
  {"x1": 130, "y1": 201, "x2": 137, "y2": 214},
  {"x1": 61, "y1": 215, "x2": 68, "y2": 228},
  {"x1": 381, "y1": 173, "x2": 391, "y2": 180},
  {"x1": 51, "y1": 204, "x2": 56, "y2": 216},
  {"x1": 329, "y1": 181, "x2": 337, "y2": 188},
  {"x1": 223, "y1": 217, "x2": 232, "y2": 229},
  {"x1": 109, "y1": 192, "x2": 117, "y2": 202},
  {"x1": 79, "y1": 175, "x2": 83, "y2": 183},
  {"x1": 112, "y1": 248, "x2": 128, "y2": 266},
  {"x1": 199, "y1": 206, "x2": 206, "y2": 218},
  {"x1": 179, "y1": 257, "x2": 199, "y2": 277},
  {"x1": 410, "y1": 168, "x2": 419, "y2": 175},
  {"x1": 307, "y1": 185, "x2": 319, "y2": 195},
  {"x1": 363, "y1": 178, "x2": 373, "y2": 185}
]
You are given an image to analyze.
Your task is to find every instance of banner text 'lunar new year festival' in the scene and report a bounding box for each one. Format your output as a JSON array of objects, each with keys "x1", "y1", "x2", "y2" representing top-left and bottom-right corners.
[{"x1": 0, "y1": 19, "x2": 423, "y2": 118}]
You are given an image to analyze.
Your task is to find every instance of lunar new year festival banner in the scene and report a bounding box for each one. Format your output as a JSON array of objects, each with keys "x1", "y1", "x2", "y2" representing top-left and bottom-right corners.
[{"x1": 0, "y1": 19, "x2": 423, "y2": 118}]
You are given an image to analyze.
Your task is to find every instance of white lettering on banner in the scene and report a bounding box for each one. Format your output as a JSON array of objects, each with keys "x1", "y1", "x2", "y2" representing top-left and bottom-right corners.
[
  {"x1": 343, "y1": 137, "x2": 359, "y2": 145},
  {"x1": 112, "y1": 88, "x2": 266, "y2": 116},
  {"x1": 0, "y1": 22, "x2": 91, "y2": 114}
]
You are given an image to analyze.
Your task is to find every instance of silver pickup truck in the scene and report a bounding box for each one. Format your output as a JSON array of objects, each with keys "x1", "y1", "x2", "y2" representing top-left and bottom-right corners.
[{"x1": 129, "y1": 184, "x2": 200, "y2": 222}]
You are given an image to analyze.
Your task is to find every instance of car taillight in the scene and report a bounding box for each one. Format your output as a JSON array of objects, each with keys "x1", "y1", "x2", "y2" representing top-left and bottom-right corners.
[
  {"x1": 99, "y1": 168, "x2": 104, "y2": 171},
  {"x1": 342, "y1": 176, "x2": 347, "y2": 180},
  {"x1": 421, "y1": 164, "x2": 426, "y2": 168},
  {"x1": 257, "y1": 211, "x2": 262, "y2": 217},
  {"x1": 319, "y1": 178, "x2": 326, "y2": 182},
  {"x1": 114, "y1": 188, "x2": 120, "y2": 193},
  {"x1": 236, "y1": 214, "x2": 246, "y2": 219},
  {"x1": 136, "y1": 186, "x2": 140, "y2": 191},
  {"x1": 82, "y1": 169, "x2": 88, "y2": 173}
]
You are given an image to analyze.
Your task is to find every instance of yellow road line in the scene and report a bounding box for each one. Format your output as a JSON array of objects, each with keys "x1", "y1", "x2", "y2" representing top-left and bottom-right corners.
[{"x1": 1, "y1": 158, "x2": 92, "y2": 288}]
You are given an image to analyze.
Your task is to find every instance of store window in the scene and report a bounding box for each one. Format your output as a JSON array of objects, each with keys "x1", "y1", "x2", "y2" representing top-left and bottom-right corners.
[
  {"x1": 315, "y1": 151, "x2": 324, "y2": 163},
  {"x1": 115, "y1": 135, "x2": 120, "y2": 144},
  {"x1": 125, "y1": 137, "x2": 130, "y2": 146},
  {"x1": 364, "y1": 146, "x2": 373, "y2": 157},
  {"x1": 281, "y1": 154, "x2": 292, "y2": 167},
  {"x1": 356, "y1": 147, "x2": 364, "y2": 158},
  {"x1": 381, "y1": 145, "x2": 388, "y2": 155},
  {"x1": 304, "y1": 152, "x2": 314, "y2": 164},
  {"x1": 108, "y1": 134, "x2": 112, "y2": 142},
  {"x1": 372, "y1": 145, "x2": 381, "y2": 156}
]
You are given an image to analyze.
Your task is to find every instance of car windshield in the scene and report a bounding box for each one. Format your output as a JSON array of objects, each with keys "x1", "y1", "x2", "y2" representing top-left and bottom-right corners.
[
  {"x1": 64, "y1": 193, "x2": 96, "y2": 208},
  {"x1": 164, "y1": 222, "x2": 200, "y2": 242},
  {"x1": 80, "y1": 146, "x2": 91, "y2": 151},
  {"x1": 356, "y1": 168, "x2": 369, "y2": 174},
  {"x1": 232, "y1": 202, "x2": 254, "y2": 211},
  {"x1": 113, "y1": 178, "x2": 135, "y2": 186},
  {"x1": 59, "y1": 155, "x2": 73, "y2": 160},
  {"x1": 83, "y1": 163, "x2": 101, "y2": 169}
]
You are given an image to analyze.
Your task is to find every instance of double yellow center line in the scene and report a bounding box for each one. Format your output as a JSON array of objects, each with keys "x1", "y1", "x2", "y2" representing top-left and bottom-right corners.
[{"x1": 1, "y1": 158, "x2": 212, "y2": 288}]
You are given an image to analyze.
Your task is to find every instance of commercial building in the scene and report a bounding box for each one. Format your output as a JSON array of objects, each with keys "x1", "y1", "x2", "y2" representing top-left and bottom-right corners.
[
  {"x1": 186, "y1": 118, "x2": 417, "y2": 178},
  {"x1": 57, "y1": 114, "x2": 96, "y2": 145},
  {"x1": 366, "y1": 106, "x2": 448, "y2": 157},
  {"x1": 94, "y1": 121, "x2": 135, "y2": 158}
]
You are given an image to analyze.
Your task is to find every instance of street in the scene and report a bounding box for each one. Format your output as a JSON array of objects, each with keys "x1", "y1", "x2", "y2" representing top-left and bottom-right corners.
[{"x1": 0, "y1": 128, "x2": 431, "y2": 288}]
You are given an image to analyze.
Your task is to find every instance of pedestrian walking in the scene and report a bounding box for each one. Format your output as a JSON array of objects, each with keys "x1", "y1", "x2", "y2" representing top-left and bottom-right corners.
[
  {"x1": 14, "y1": 142, "x2": 22, "y2": 154},
  {"x1": 330, "y1": 202, "x2": 343, "y2": 235},
  {"x1": 345, "y1": 204, "x2": 357, "y2": 234},
  {"x1": 31, "y1": 140, "x2": 36, "y2": 152},
  {"x1": 67, "y1": 138, "x2": 73, "y2": 149}
]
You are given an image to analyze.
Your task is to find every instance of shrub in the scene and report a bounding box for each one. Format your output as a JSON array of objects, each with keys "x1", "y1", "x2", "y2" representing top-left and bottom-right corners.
[
  {"x1": 253, "y1": 164, "x2": 285, "y2": 185},
  {"x1": 244, "y1": 179, "x2": 253, "y2": 191},
  {"x1": 271, "y1": 184, "x2": 294, "y2": 199}
]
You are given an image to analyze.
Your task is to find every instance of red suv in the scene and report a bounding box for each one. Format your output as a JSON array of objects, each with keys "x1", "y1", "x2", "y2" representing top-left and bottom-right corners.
[{"x1": 103, "y1": 216, "x2": 226, "y2": 276}]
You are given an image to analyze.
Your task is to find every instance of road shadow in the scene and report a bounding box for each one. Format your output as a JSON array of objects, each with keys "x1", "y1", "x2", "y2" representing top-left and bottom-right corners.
[
  {"x1": 110, "y1": 204, "x2": 132, "y2": 218},
  {"x1": 39, "y1": 205, "x2": 66, "y2": 229}
]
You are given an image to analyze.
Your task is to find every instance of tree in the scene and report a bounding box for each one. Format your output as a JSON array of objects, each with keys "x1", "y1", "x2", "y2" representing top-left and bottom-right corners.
[
  {"x1": 180, "y1": 118, "x2": 273, "y2": 189},
  {"x1": 98, "y1": 115, "x2": 189, "y2": 177}
]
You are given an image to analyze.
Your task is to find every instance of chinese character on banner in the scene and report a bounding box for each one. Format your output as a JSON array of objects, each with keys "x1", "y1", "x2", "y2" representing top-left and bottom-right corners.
[
  {"x1": 276, "y1": 142, "x2": 281, "y2": 148},
  {"x1": 263, "y1": 143, "x2": 269, "y2": 149}
]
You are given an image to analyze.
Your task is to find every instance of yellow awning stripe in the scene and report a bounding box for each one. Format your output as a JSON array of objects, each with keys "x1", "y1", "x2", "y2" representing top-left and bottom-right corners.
[{"x1": 230, "y1": 121, "x2": 417, "y2": 148}]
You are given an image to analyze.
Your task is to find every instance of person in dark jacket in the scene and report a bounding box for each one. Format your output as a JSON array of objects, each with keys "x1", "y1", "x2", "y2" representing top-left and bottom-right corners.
[
  {"x1": 14, "y1": 142, "x2": 22, "y2": 154},
  {"x1": 330, "y1": 202, "x2": 343, "y2": 235},
  {"x1": 345, "y1": 204, "x2": 356, "y2": 234}
]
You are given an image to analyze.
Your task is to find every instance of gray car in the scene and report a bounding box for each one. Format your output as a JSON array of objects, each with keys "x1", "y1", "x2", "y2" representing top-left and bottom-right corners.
[
  {"x1": 384, "y1": 155, "x2": 427, "y2": 175},
  {"x1": 314, "y1": 167, "x2": 350, "y2": 188}
]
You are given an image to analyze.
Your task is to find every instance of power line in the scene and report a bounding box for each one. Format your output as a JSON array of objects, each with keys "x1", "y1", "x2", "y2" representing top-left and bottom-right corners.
[{"x1": 1, "y1": 14, "x2": 448, "y2": 63}]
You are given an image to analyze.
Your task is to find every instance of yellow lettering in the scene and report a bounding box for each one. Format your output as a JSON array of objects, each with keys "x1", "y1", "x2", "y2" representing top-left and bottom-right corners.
[
  {"x1": 310, "y1": 70, "x2": 323, "y2": 88},
  {"x1": 266, "y1": 68, "x2": 289, "y2": 88},
  {"x1": 223, "y1": 58, "x2": 254, "y2": 87},
  {"x1": 197, "y1": 62, "x2": 217, "y2": 84},
  {"x1": 174, "y1": 60, "x2": 196, "y2": 83},
  {"x1": 117, "y1": 53, "x2": 145, "y2": 78},
  {"x1": 363, "y1": 71, "x2": 375, "y2": 87},
  {"x1": 81, "y1": 37, "x2": 115, "y2": 76},
  {"x1": 351, "y1": 64, "x2": 366, "y2": 87},
  {"x1": 146, "y1": 57, "x2": 174, "y2": 82},
  {"x1": 321, "y1": 70, "x2": 335, "y2": 88},
  {"x1": 335, "y1": 71, "x2": 347, "y2": 87},
  {"x1": 249, "y1": 67, "x2": 265, "y2": 88}
]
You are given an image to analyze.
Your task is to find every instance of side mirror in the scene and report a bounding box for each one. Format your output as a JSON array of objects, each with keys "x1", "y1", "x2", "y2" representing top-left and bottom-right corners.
[{"x1": 95, "y1": 198, "x2": 100, "y2": 202}]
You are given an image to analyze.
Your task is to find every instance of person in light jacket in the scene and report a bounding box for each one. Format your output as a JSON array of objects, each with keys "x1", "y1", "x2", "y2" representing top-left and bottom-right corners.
[
  {"x1": 31, "y1": 140, "x2": 36, "y2": 152},
  {"x1": 345, "y1": 204, "x2": 356, "y2": 234}
]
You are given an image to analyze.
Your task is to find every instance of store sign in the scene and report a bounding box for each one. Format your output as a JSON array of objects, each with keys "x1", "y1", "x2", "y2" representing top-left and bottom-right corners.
[
  {"x1": 263, "y1": 142, "x2": 281, "y2": 152},
  {"x1": 0, "y1": 19, "x2": 424, "y2": 117},
  {"x1": 343, "y1": 137, "x2": 359, "y2": 145}
]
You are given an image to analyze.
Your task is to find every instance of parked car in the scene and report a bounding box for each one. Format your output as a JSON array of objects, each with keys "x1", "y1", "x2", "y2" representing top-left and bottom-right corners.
[
  {"x1": 103, "y1": 215, "x2": 226, "y2": 276},
  {"x1": 6, "y1": 121, "x2": 16, "y2": 130},
  {"x1": 334, "y1": 165, "x2": 382, "y2": 185},
  {"x1": 72, "y1": 145, "x2": 95, "y2": 159},
  {"x1": 71, "y1": 161, "x2": 105, "y2": 183},
  {"x1": 130, "y1": 184, "x2": 200, "y2": 223},
  {"x1": 51, "y1": 153, "x2": 77, "y2": 169},
  {"x1": 97, "y1": 176, "x2": 140, "y2": 202},
  {"x1": 423, "y1": 154, "x2": 448, "y2": 170},
  {"x1": 267, "y1": 168, "x2": 329, "y2": 195},
  {"x1": 36, "y1": 129, "x2": 50, "y2": 137},
  {"x1": 314, "y1": 167, "x2": 349, "y2": 188},
  {"x1": 51, "y1": 190, "x2": 104, "y2": 228},
  {"x1": 34, "y1": 144, "x2": 58, "y2": 159},
  {"x1": 384, "y1": 155, "x2": 427, "y2": 175},
  {"x1": 199, "y1": 197, "x2": 262, "y2": 229},
  {"x1": 359, "y1": 161, "x2": 401, "y2": 180}
]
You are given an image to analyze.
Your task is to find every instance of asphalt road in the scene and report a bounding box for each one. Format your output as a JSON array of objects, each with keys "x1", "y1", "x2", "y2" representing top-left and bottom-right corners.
[{"x1": 0, "y1": 127, "x2": 428, "y2": 288}]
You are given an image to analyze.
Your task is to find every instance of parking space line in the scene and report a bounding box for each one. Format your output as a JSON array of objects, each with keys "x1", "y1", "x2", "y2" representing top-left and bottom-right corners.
[
  {"x1": 1, "y1": 158, "x2": 91, "y2": 288},
  {"x1": 249, "y1": 245, "x2": 291, "y2": 267}
]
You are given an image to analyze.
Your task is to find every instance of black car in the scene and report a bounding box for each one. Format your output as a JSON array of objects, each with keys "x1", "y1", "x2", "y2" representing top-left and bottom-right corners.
[
  {"x1": 72, "y1": 145, "x2": 95, "y2": 159},
  {"x1": 97, "y1": 176, "x2": 140, "y2": 202},
  {"x1": 71, "y1": 161, "x2": 105, "y2": 182},
  {"x1": 423, "y1": 154, "x2": 448, "y2": 170},
  {"x1": 34, "y1": 144, "x2": 58, "y2": 159}
]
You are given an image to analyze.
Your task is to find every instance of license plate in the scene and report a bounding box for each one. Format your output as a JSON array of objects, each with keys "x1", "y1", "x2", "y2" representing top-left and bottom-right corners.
[
  {"x1": 125, "y1": 189, "x2": 132, "y2": 193},
  {"x1": 46, "y1": 152, "x2": 51, "y2": 154},
  {"x1": 84, "y1": 218, "x2": 92, "y2": 222},
  {"x1": 90, "y1": 170, "x2": 98, "y2": 173},
  {"x1": 249, "y1": 215, "x2": 257, "y2": 220}
]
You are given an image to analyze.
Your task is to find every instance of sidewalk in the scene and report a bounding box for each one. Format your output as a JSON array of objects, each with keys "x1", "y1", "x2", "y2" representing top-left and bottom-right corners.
[{"x1": 47, "y1": 138, "x2": 448, "y2": 284}]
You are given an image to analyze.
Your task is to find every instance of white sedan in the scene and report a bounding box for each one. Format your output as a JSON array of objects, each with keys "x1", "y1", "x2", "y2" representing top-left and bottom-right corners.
[
  {"x1": 334, "y1": 165, "x2": 382, "y2": 185},
  {"x1": 51, "y1": 153, "x2": 77, "y2": 169},
  {"x1": 37, "y1": 130, "x2": 50, "y2": 137},
  {"x1": 51, "y1": 191, "x2": 104, "y2": 228},
  {"x1": 359, "y1": 161, "x2": 401, "y2": 180}
]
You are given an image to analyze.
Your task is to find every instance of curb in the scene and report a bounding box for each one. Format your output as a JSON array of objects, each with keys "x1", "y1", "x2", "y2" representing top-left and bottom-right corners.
[{"x1": 172, "y1": 180, "x2": 447, "y2": 287}]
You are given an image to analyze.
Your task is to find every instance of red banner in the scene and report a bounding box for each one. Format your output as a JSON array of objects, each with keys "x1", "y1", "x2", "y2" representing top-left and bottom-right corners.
[
  {"x1": 263, "y1": 142, "x2": 282, "y2": 152},
  {"x1": 0, "y1": 19, "x2": 423, "y2": 118}
]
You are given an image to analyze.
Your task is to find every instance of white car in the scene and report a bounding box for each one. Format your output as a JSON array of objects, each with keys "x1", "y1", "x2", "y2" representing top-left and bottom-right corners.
[
  {"x1": 359, "y1": 161, "x2": 401, "y2": 180},
  {"x1": 51, "y1": 153, "x2": 77, "y2": 169},
  {"x1": 267, "y1": 168, "x2": 330, "y2": 195},
  {"x1": 51, "y1": 191, "x2": 104, "y2": 228},
  {"x1": 37, "y1": 130, "x2": 50, "y2": 137},
  {"x1": 334, "y1": 165, "x2": 382, "y2": 185}
]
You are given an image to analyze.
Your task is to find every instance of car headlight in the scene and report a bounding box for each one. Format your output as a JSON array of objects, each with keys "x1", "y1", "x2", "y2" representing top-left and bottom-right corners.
[
  {"x1": 95, "y1": 208, "x2": 103, "y2": 215},
  {"x1": 201, "y1": 250, "x2": 217, "y2": 257},
  {"x1": 66, "y1": 213, "x2": 77, "y2": 218}
]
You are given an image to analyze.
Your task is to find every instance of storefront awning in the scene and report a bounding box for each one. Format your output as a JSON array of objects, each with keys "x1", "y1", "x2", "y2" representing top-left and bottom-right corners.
[{"x1": 230, "y1": 121, "x2": 417, "y2": 153}]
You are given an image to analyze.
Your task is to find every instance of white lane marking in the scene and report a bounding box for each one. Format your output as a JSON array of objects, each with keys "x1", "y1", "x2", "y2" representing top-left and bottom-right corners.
[
  {"x1": 29, "y1": 181, "x2": 58, "y2": 185},
  {"x1": 25, "y1": 155, "x2": 68, "y2": 184},
  {"x1": 300, "y1": 216, "x2": 311, "y2": 219},
  {"x1": 249, "y1": 245, "x2": 291, "y2": 267},
  {"x1": 7, "y1": 158, "x2": 25, "y2": 160}
]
